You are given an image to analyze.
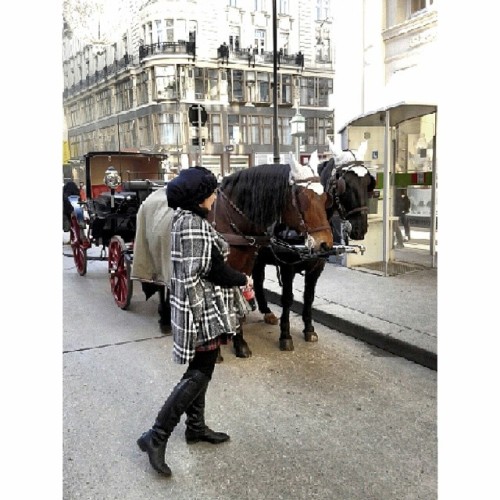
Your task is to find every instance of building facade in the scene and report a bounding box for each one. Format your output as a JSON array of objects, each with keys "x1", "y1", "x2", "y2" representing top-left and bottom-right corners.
[
  {"x1": 62, "y1": 0, "x2": 334, "y2": 181},
  {"x1": 332, "y1": 0, "x2": 438, "y2": 270}
]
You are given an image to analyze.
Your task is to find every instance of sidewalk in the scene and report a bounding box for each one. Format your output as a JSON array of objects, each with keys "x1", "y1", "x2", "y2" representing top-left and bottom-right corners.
[{"x1": 262, "y1": 258, "x2": 437, "y2": 370}]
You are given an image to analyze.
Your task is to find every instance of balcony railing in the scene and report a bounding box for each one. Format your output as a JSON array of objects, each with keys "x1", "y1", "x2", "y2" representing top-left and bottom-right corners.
[
  {"x1": 139, "y1": 41, "x2": 196, "y2": 61},
  {"x1": 217, "y1": 45, "x2": 304, "y2": 70},
  {"x1": 63, "y1": 54, "x2": 132, "y2": 98}
]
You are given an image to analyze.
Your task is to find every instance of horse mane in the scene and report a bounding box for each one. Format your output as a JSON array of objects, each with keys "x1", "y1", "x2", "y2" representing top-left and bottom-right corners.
[{"x1": 220, "y1": 164, "x2": 291, "y2": 228}]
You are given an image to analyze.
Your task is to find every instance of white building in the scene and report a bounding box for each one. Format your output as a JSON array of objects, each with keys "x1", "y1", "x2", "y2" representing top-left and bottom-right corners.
[{"x1": 333, "y1": 0, "x2": 438, "y2": 271}]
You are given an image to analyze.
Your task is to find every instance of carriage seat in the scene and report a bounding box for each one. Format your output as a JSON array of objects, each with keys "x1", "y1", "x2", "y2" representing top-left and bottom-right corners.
[
  {"x1": 122, "y1": 180, "x2": 166, "y2": 204},
  {"x1": 92, "y1": 191, "x2": 139, "y2": 218}
]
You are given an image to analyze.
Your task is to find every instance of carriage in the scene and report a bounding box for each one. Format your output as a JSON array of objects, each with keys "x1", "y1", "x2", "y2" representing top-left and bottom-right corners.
[{"x1": 67, "y1": 151, "x2": 168, "y2": 309}]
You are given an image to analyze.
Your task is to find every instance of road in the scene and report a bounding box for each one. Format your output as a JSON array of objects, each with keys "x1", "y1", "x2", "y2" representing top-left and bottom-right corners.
[{"x1": 63, "y1": 253, "x2": 437, "y2": 500}]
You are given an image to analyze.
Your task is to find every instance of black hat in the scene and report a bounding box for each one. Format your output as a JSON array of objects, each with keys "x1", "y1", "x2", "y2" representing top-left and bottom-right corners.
[{"x1": 167, "y1": 166, "x2": 218, "y2": 209}]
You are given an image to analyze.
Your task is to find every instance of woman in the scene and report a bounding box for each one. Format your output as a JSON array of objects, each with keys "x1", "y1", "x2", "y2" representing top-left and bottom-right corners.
[{"x1": 137, "y1": 166, "x2": 252, "y2": 477}]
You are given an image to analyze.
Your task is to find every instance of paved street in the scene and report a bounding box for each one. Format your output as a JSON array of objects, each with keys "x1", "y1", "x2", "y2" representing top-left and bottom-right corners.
[{"x1": 63, "y1": 254, "x2": 436, "y2": 499}]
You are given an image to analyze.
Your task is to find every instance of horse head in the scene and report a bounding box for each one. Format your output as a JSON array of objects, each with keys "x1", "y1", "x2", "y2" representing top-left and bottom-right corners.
[
  {"x1": 319, "y1": 141, "x2": 376, "y2": 241},
  {"x1": 285, "y1": 154, "x2": 334, "y2": 252}
]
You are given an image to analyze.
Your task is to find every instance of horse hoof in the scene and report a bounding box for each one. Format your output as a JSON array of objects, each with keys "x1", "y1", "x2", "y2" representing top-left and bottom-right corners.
[
  {"x1": 279, "y1": 339, "x2": 294, "y2": 351},
  {"x1": 235, "y1": 347, "x2": 252, "y2": 358},
  {"x1": 264, "y1": 312, "x2": 279, "y2": 325},
  {"x1": 304, "y1": 331, "x2": 318, "y2": 342},
  {"x1": 216, "y1": 353, "x2": 224, "y2": 363},
  {"x1": 159, "y1": 323, "x2": 172, "y2": 335}
]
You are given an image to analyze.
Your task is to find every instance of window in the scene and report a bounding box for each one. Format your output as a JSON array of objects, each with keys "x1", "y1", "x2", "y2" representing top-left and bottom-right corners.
[
  {"x1": 281, "y1": 75, "x2": 292, "y2": 105},
  {"x1": 228, "y1": 114, "x2": 240, "y2": 144},
  {"x1": 115, "y1": 79, "x2": 133, "y2": 112},
  {"x1": 278, "y1": 0, "x2": 289, "y2": 14},
  {"x1": 410, "y1": 0, "x2": 433, "y2": 15},
  {"x1": 136, "y1": 71, "x2": 150, "y2": 105},
  {"x1": 255, "y1": 0, "x2": 267, "y2": 10},
  {"x1": 194, "y1": 67, "x2": 205, "y2": 99},
  {"x1": 155, "y1": 20, "x2": 163, "y2": 44},
  {"x1": 228, "y1": 0, "x2": 238, "y2": 6},
  {"x1": 166, "y1": 19, "x2": 174, "y2": 42},
  {"x1": 205, "y1": 69, "x2": 219, "y2": 99},
  {"x1": 96, "y1": 89, "x2": 111, "y2": 118},
  {"x1": 209, "y1": 114, "x2": 222, "y2": 143},
  {"x1": 279, "y1": 117, "x2": 291, "y2": 146},
  {"x1": 255, "y1": 29, "x2": 266, "y2": 55},
  {"x1": 137, "y1": 116, "x2": 153, "y2": 148},
  {"x1": 262, "y1": 117, "x2": 272, "y2": 144},
  {"x1": 229, "y1": 26, "x2": 240, "y2": 51},
  {"x1": 229, "y1": 70, "x2": 244, "y2": 101},
  {"x1": 256, "y1": 72, "x2": 270, "y2": 103},
  {"x1": 158, "y1": 113, "x2": 180, "y2": 144},
  {"x1": 315, "y1": 0, "x2": 330, "y2": 21}
]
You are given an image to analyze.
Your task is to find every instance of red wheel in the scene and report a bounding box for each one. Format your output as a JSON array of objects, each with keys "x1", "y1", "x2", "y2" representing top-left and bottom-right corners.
[
  {"x1": 70, "y1": 213, "x2": 87, "y2": 276},
  {"x1": 108, "y1": 236, "x2": 133, "y2": 309}
]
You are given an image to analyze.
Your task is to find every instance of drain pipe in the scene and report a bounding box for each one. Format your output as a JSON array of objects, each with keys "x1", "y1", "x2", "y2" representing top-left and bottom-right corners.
[{"x1": 382, "y1": 110, "x2": 391, "y2": 277}]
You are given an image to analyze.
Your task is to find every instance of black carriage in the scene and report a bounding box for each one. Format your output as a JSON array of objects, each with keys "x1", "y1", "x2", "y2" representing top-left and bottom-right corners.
[{"x1": 68, "y1": 151, "x2": 167, "y2": 309}]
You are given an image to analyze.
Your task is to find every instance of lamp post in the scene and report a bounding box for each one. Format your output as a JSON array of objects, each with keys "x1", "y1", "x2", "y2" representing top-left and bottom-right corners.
[
  {"x1": 272, "y1": 0, "x2": 279, "y2": 163},
  {"x1": 290, "y1": 103, "x2": 306, "y2": 162}
]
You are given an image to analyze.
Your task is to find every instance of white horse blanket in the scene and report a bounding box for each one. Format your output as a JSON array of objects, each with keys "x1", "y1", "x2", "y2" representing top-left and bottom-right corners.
[{"x1": 131, "y1": 187, "x2": 173, "y2": 286}]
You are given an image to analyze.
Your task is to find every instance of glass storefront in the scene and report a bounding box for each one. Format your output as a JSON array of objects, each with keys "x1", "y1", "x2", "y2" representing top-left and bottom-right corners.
[{"x1": 341, "y1": 105, "x2": 437, "y2": 272}]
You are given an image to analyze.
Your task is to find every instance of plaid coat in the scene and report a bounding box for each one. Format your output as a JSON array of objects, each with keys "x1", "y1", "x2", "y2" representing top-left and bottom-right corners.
[{"x1": 170, "y1": 208, "x2": 246, "y2": 364}]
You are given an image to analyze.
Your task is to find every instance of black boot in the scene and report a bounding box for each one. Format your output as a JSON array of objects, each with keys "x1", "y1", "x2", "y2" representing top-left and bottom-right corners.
[
  {"x1": 185, "y1": 378, "x2": 230, "y2": 444},
  {"x1": 137, "y1": 370, "x2": 208, "y2": 476}
]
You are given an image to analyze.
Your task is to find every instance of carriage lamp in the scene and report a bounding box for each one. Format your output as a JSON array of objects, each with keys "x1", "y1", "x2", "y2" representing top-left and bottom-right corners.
[{"x1": 104, "y1": 166, "x2": 122, "y2": 189}]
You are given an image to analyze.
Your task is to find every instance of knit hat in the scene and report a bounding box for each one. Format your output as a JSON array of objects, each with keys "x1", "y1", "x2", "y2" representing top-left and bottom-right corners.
[{"x1": 167, "y1": 166, "x2": 218, "y2": 209}]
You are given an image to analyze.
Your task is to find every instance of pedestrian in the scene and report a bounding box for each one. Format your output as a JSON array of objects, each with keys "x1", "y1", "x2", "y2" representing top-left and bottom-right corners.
[
  {"x1": 63, "y1": 180, "x2": 80, "y2": 235},
  {"x1": 79, "y1": 181, "x2": 87, "y2": 201},
  {"x1": 137, "y1": 166, "x2": 252, "y2": 477},
  {"x1": 396, "y1": 189, "x2": 411, "y2": 241}
]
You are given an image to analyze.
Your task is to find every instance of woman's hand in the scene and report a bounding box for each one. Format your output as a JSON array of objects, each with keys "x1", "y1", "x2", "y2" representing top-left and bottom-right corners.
[{"x1": 245, "y1": 275, "x2": 254, "y2": 289}]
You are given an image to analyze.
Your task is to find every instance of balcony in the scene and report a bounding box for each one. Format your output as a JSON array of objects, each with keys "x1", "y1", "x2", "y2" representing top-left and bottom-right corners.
[{"x1": 139, "y1": 41, "x2": 196, "y2": 62}]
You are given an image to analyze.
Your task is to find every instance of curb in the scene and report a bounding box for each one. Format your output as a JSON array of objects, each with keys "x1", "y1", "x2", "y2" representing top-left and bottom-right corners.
[{"x1": 263, "y1": 289, "x2": 437, "y2": 371}]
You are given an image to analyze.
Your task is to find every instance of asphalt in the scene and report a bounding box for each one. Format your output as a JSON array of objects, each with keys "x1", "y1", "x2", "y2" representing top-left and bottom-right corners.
[
  {"x1": 62, "y1": 234, "x2": 438, "y2": 371},
  {"x1": 261, "y1": 256, "x2": 437, "y2": 371}
]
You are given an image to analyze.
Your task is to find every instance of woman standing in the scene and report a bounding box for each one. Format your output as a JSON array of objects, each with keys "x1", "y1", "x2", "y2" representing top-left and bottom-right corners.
[{"x1": 137, "y1": 166, "x2": 252, "y2": 477}]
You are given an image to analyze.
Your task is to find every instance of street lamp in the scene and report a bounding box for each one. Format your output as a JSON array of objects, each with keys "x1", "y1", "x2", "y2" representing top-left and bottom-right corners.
[{"x1": 290, "y1": 108, "x2": 306, "y2": 162}]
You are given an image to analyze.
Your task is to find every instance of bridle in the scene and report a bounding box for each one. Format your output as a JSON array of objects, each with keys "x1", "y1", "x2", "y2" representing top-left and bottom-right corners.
[{"x1": 326, "y1": 161, "x2": 369, "y2": 220}]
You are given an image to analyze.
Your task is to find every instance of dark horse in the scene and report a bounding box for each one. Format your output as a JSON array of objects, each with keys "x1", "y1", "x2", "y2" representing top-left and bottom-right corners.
[
  {"x1": 251, "y1": 152, "x2": 376, "y2": 352},
  {"x1": 132, "y1": 162, "x2": 334, "y2": 358}
]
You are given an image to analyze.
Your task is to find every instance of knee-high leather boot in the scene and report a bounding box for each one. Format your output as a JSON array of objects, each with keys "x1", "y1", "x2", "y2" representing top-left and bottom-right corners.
[
  {"x1": 184, "y1": 377, "x2": 230, "y2": 444},
  {"x1": 137, "y1": 370, "x2": 208, "y2": 476}
]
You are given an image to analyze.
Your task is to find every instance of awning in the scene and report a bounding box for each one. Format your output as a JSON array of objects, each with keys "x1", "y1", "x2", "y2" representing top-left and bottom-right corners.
[{"x1": 338, "y1": 102, "x2": 437, "y2": 133}]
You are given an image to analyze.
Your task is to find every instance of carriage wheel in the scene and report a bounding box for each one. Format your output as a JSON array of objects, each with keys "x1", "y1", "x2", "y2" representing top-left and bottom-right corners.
[
  {"x1": 69, "y1": 213, "x2": 87, "y2": 276},
  {"x1": 108, "y1": 236, "x2": 133, "y2": 310}
]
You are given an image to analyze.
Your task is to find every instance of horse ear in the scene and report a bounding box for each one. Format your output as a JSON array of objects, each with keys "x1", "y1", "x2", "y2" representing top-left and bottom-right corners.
[
  {"x1": 308, "y1": 150, "x2": 319, "y2": 176},
  {"x1": 368, "y1": 173, "x2": 376, "y2": 192},
  {"x1": 289, "y1": 153, "x2": 313, "y2": 184},
  {"x1": 355, "y1": 140, "x2": 368, "y2": 161}
]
